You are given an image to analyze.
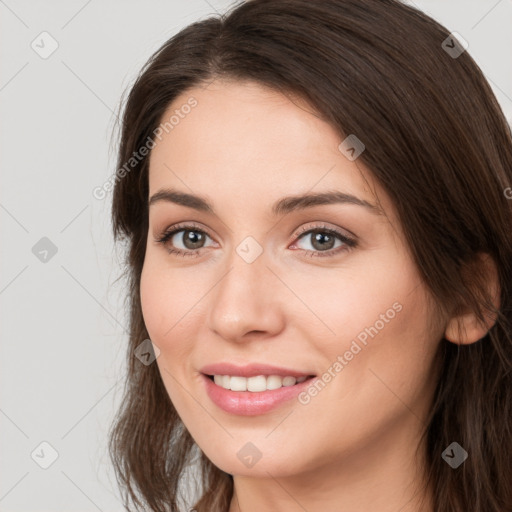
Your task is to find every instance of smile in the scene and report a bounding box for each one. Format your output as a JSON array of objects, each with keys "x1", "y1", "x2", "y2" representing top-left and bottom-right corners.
[
  {"x1": 209, "y1": 374, "x2": 310, "y2": 392},
  {"x1": 201, "y1": 373, "x2": 317, "y2": 416}
]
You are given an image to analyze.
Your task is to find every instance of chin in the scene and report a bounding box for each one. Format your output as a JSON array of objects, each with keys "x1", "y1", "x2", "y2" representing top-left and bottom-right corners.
[{"x1": 204, "y1": 446, "x2": 308, "y2": 478}]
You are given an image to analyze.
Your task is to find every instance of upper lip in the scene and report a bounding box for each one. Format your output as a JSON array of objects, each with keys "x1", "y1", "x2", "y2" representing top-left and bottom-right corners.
[{"x1": 200, "y1": 363, "x2": 315, "y2": 378}]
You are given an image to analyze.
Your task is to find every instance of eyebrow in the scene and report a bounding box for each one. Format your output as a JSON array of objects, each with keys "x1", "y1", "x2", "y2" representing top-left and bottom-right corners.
[{"x1": 148, "y1": 188, "x2": 383, "y2": 216}]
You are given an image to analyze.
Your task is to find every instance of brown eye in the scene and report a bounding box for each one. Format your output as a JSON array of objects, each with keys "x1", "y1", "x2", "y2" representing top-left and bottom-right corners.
[
  {"x1": 156, "y1": 224, "x2": 215, "y2": 257},
  {"x1": 308, "y1": 231, "x2": 337, "y2": 251},
  {"x1": 176, "y1": 229, "x2": 207, "y2": 250},
  {"x1": 291, "y1": 225, "x2": 357, "y2": 258}
]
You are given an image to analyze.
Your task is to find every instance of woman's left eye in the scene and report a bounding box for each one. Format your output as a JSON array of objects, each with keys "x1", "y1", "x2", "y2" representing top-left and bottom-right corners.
[
  {"x1": 155, "y1": 224, "x2": 357, "y2": 258},
  {"x1": 291, "y1": 226, "x2": 357, "y2": 257}
]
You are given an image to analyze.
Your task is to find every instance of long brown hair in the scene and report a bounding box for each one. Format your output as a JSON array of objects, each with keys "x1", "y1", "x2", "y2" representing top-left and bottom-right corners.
[{"x1": 108, "y1": 1, "x2": 512, "y2": 510}]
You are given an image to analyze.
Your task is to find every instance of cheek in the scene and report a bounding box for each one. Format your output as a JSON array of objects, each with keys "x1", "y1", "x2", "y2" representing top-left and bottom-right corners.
[
  {"x1": 140, "y1": 260, "x2": 209, "y2": 370},
  {"x1": 323, "y1": 279, "x2": 440, "y2": 428},
  {"x1": 140, "y1": 263, "x2": 166, "y2": 340},
  {"x1": 140, "y1": 257, "x2": 193, "y2": 338},
  {"x1": 291, "y1": 289, "x2": 439, "y2": 467},
  {"x1": 284, "y1": 259, "x2": 415, "y2": 352},
  {"x1": 299, "y1": 255, "x2": 439, "y2": 403},
  {"x1": 140, "y1": 264, "x2": 197, "y2": 408}
]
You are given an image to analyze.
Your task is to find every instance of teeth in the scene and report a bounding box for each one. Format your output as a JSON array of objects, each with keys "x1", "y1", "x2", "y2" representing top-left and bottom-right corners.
[
  {"x1": 212, "y1": 374, "x2": 310, "y2": 392},
  {"x1": 230, "y1": 376, "x2": 247, "y2": 391}
]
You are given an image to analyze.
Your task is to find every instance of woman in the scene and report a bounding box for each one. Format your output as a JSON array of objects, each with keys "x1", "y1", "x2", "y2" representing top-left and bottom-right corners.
[{"x1": 108, "y1": 1, "x2": 512, "y2": 511}]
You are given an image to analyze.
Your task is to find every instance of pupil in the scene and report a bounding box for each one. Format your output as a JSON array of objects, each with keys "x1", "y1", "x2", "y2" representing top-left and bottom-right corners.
[
  {"x1": 184, "y1": 230, "x2": 204, "y2": 249},
  {"x1": 312, "y1": 231, "x2": 334, "y2": 251}
]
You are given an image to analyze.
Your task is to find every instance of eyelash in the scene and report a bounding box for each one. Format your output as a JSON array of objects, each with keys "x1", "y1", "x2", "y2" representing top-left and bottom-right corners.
[{"x1": 155, "y1": 222, "x2": 357, "y2": 259}]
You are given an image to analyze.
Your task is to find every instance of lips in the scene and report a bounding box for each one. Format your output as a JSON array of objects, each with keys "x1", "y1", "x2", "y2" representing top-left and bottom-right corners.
[
  {"x1": 199, "y1": 362, "x2": 317, "y2": 415},
  {"x1": 200, "y1": 362, "x2": 314, "y2": 378}
]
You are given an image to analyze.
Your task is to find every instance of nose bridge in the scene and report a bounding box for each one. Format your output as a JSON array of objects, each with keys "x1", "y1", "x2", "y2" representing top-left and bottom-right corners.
[{"x1": 206, "y1": 240, "x2": 283, "y2": 341}]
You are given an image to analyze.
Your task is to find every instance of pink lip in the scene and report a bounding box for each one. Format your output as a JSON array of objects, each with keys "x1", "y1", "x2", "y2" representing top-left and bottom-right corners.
[
  {"x1": 200, "y1": 362, "x2": 314, "y2": 378},
  {"x1": 201, "y1": 373, "x2": 317, "y2": 416}
]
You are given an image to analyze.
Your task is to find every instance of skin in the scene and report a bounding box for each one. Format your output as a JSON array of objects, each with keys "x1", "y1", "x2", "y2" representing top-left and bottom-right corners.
[{"x1": 140, "y1": 79, "x2": 487, "y2": 512}]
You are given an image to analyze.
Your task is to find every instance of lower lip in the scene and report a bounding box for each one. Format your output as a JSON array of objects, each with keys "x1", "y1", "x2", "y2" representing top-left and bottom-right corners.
[{"x1": 201, "y1": 374, "x2": 317, "y2": 416}]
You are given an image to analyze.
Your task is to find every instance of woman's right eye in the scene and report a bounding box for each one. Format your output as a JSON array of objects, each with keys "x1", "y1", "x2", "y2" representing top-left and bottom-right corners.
[{"x1": 156, "y1": 225, "x2": 216, "y2": 257}]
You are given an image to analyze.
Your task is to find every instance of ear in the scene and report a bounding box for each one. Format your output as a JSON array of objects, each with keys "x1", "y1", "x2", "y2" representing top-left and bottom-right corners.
[{"x1": 444, "y1": 253, "x2": 501, "y2": 345}]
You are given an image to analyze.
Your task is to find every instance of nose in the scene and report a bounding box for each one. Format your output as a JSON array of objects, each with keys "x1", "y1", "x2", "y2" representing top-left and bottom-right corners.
[{"x1": 206, "y1": 247, "x2": 285, "y2": 343}]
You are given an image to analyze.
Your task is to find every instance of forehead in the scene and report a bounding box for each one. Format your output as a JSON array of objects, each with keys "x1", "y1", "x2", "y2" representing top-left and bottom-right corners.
[{"x1": 147, "y1": 79, "x2": 381, "y2": 213}]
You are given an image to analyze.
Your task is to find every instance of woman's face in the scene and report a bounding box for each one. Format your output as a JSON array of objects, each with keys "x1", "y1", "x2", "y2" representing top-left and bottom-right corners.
[{"x1": 141, "y1": 79, "x2": 445, "y2": 479}]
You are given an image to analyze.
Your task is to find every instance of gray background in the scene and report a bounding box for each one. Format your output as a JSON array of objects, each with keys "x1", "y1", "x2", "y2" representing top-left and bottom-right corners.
[{"x1": 1, "y1": 0, "x2": 511, "y2": 510}]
